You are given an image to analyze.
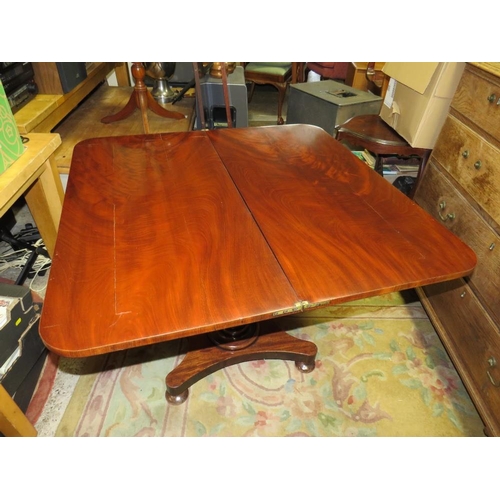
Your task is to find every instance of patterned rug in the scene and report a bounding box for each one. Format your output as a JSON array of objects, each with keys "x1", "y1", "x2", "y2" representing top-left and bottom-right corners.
[{"x1": 29, "y1": 290, "x2": 485, "y2": 437}]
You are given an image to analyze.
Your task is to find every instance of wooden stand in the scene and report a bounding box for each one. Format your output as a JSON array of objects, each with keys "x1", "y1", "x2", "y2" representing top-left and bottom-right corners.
[
  {"x1": 0, "y1": 134, "x2": 64, "y2": 258},
  {"x1": 101, "y1": 63, "x2": 185, "y2": 134},
  {"x1": 165, "y1": 321, "x2": 317, "y2": 405}
]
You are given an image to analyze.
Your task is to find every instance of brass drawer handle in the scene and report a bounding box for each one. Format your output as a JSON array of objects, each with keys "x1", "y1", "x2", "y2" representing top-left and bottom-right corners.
[
  {"x1": 487, "y1": 357, "x2": 500, "y2": 387},
  {"x1": 474, "y1": 160, "x2": 482, "y2": 170},
  {"x1": 462, "y1": 150, "x2": 469, "y2": 158},
  {"x1": 487, "y1": 93, "x2": 497, "y2": 103},
  {"x1": 438, "y1": 201, "x2": 455, "y2": 221}
]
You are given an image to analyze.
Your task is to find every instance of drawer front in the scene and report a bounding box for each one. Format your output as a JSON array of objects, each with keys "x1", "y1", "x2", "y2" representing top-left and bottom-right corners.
[
  {"x1": 414, "y1": 161, "x2": 500, "y2": 324},
  {"x1": 421, "y1": 279, "x2": 500, "y2": 432},
  {"x1": 452, "y1": 66, "x2": 500, "y2": 140},
  {"x1": 432, "y1": 115, "x2": 500, "y2": 226}
]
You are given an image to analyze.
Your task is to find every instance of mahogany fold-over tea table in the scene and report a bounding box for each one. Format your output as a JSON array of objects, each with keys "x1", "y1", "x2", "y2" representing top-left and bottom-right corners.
[{"x1": 39, "y1": 125, "x2": 476, "y2": 404}]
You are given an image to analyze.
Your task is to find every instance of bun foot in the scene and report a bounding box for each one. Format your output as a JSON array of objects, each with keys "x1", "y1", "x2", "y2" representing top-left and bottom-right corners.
[
  {"x1": 166, "y1": 389, "x2": 189, "y2": 405},
  {"x1": 295, "y1": 360, "x2": 315, "y2": 373}
]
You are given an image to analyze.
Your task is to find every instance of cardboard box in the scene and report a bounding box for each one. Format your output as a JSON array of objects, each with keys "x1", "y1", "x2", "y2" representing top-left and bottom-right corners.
[
  {"x1": 379, "y1": 62, "x2": 465, "y2": 149},
  {"x1": 0, "y1": 80, "x2": 25, "y2": 173}
]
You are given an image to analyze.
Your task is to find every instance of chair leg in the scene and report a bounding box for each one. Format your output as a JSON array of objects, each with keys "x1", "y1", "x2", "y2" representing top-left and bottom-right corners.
[
  {"x1": 409, "y1": 150, "x2": 432, "y2": 199},
  {"x1": 276, "y1": 83, "x2": 287, "y2": 125},
  {"x1": 374, "y1": 154, "x2": 383, "y2": 176},
  {"x1": 248, "y1": 82, "x2": 256, "y2": 102},
  {"x1": 246, "y1": 80, "x2": 288, "y2": 124}
]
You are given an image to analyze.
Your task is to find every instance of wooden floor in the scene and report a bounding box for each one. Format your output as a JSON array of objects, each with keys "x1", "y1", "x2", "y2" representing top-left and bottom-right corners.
[{"x1": 53, "y1": 85, "x2": 196, "y2": 173}]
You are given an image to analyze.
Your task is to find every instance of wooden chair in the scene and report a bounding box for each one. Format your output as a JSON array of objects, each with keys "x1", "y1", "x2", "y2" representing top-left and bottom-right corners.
[
  {"x1": 306, "y1": 62, "x2": 349, "y2": 81},
  {"x1": 365, "y1": 62, "x2": 387, "y2": 95},
  {"x1": 335, "y1": 114, "x2": 432, "y2": 197},
  {"x1": 244, "y1": 63, "x2": 293, "y2": 125}
]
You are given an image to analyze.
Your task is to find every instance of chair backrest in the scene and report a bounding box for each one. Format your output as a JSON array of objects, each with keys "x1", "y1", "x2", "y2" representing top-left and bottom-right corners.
[{"x1": 306, "y1": 62, "x2": 349, "y2": 81}]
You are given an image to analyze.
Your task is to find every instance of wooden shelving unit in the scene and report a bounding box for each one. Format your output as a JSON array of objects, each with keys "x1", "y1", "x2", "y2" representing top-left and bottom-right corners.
[{"x1": 14, "y1": 62, "x2": 129, "y2": 134}]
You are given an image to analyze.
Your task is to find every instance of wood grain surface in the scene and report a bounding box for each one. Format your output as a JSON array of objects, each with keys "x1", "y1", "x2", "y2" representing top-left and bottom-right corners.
[
  {"x1": 452, "y1": 64, "x2": 500, "y2": 142},
  {"x1": 432, "y1": 114, "x2": 500, "y2": 226},
  {"x1": 40, "y1": 131, "x2": 299, "y2": 356},
  {"x1": 40, "y1": 125, "x2": 477, "y2": 357},
  {"x1": 418, "y1": 278, "x2": 500, "y2": 436},
  {"x1": 209, "y1": 125, "x2": 477, "y2": 303},
  {"x1": 165, "y1": 320, "x2": 317, "y2": 395},
  {"x1": 415, "y1": 160, "x2": 500, "y2": 325}
]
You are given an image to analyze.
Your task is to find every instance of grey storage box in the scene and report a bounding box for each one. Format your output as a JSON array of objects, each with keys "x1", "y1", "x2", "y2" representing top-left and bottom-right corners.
[
  {"x1": 286, "y1": 81, "x2": 383, "y2": 135},
  {"x1": 195, "y1": 65, "x2": 248, "y2": 129},
  {"x1": 0, "y1": 283, "x2": 38, "y2": 367}
]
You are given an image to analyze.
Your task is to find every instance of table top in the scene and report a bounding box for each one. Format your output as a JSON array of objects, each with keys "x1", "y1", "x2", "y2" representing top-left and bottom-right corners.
[{"x1": 39, "y1": 125, "x2": 476, "y2": 357}]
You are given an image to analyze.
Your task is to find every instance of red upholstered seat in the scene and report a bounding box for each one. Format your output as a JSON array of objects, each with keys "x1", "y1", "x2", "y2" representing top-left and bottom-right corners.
[{"x1": 307, "y1": 62, "x2": 349, "y2": 80}]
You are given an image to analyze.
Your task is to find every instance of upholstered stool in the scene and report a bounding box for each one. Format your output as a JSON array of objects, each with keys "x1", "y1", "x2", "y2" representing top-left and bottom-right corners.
[
  {"x1": 244, "y1": 63, "x2": 292, "y2": 125},
  {"x1": 335, "y1": 114, "x2": 432, "y2": 189}
]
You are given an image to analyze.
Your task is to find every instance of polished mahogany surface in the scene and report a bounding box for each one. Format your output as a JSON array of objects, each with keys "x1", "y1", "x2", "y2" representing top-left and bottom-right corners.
[
  {"x1": 39, "y1": 125, "x2": 476, "y2": 357},
  {"x1": 337, "y1": 114, "x2": 408, "y2": 146}
]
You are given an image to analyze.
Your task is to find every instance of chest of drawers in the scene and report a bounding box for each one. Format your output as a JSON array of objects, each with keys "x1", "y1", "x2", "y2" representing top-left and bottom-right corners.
[{"x1": 413, "y1": 62, "x2": 500, "y2": 436}]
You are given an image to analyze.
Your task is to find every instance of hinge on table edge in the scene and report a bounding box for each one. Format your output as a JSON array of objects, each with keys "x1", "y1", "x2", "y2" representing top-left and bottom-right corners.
[{"x1": 272, "y1": 300, "x2": 330, "y2": 316}]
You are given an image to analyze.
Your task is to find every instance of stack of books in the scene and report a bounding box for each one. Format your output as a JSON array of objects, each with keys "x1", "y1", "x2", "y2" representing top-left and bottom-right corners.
[
  {"x1": 351, "y1": 149, "x2": 376, "y2": 169},
  {"x1": 350, "y1": 150, "x2": 421, "y2": 185}
]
